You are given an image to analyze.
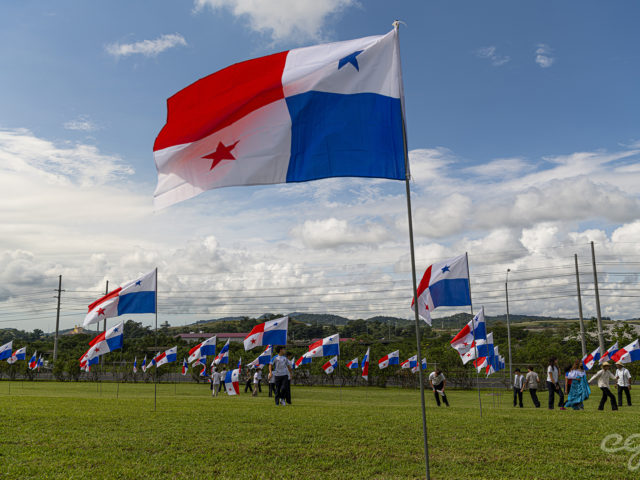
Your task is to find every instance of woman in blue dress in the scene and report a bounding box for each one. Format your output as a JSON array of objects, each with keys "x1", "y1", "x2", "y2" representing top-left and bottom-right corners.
[{"x1": 564, "y1": 360, "x2": 590, "y2": 410}]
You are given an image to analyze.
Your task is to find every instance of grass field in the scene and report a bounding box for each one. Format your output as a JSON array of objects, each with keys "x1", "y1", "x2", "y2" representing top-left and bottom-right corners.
[{"x1": 0, "y1": 381, "x2": 637, "y2": 479}]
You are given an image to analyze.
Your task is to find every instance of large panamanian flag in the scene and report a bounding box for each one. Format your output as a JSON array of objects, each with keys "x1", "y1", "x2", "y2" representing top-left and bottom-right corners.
[
  {"x1": 153, "y1": 29, "x2": 405, "y2": 209},
  {"x1": 244, "y1": 317, "x2": 288, "y2": 351},
  {"x1": 83, "y1": 270, "x2": 156, "y2": 327},
  {"x1": 411, "y1": 254, "x2": 471, "y2": 325}
]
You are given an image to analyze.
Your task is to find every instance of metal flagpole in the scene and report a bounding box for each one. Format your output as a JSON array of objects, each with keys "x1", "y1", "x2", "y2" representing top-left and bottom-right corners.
[
  {"x1": 154, "y1": 267, "x2": 158, "y2": 411},
  {"x1": 505, "y1": 269, "x2": 513, "y2": 390},
  {"x1": 394, "y1": 20, "x2": 430, "y2": 480},
  {"x1": 590, "y1": 242, "x2": 605, "y2": 354},
  {"x1": 574, "y1": 254, "x2": 587, "y2": 357},
  {"x1": 466, "y1": 253, "x2": 482, "y2": 418}
]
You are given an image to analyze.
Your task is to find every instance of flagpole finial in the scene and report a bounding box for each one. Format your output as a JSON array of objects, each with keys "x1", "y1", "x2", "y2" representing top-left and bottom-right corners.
[{"x1": 393, "y1": 20, "x2": 407, "y2": 30}]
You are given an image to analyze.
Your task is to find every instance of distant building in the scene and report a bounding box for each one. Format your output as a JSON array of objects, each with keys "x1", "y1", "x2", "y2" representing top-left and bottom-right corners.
[{"x1": 175, "y1": 332, "x2": 248, "y2": 344}]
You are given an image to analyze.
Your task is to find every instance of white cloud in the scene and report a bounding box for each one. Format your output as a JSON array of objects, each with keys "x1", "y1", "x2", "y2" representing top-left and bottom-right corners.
[
  {"x1": 193, "y1": 0, "x2": 356, "y2": 42},
  {"x1": 535, "y1": 43, "x2": 554, "y2": 68},
  {"x1": 106, "y1": 33, "x2": 187, "y2": 58},
  {"x1": 475, "y1": 46, "x2": 510, "y2": 66},
  {"x1": 3, "y1": 128, "x2": 640, "y2": 327},
  {"x1": 291, "y1": 218, "x2": 389, "y2": 249},
  {"x1": 63, "y1": 115, "x2": 98, "y2": 132}
]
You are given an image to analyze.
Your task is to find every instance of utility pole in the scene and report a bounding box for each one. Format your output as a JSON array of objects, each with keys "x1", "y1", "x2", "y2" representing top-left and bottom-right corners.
[
  {"x1": 574, "y1": 254, "x2": 587, "y2": 357},
  {"x1": 590, "y1": 241, "x2": 605, "y2": 354},
  {"x1": 505, "y1": 269, "x2": 513, "y2": 389},
  {"x1": 53, "y1": 275, "x2": 63, "y2": 361}
]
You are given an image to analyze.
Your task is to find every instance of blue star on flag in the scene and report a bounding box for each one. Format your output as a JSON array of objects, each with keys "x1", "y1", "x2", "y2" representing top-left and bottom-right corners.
[
  {"x1": 135, "y1": 280, "x2": 142, "y2": 286},
  {"x1": 338, "y1": 50, "x2": 364, "y2": 71},
  {"x1": 441, "y1": 265, "x2": 450, "y2": 273}
]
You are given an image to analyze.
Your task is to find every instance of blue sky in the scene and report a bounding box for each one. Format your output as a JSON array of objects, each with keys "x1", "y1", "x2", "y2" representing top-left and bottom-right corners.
[{"x1": 1, "y1": 1, "x2": 640, "y2": 330}]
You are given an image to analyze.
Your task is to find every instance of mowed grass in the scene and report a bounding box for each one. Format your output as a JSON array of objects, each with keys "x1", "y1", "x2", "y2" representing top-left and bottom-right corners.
[{"x1": 0, "y1": 381, "x2": 637, "y2": 479}]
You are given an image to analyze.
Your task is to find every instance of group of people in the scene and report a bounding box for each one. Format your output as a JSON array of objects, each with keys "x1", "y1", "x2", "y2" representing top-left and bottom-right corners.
[
  {"x1": 512, "y1": 357, "x2": 632, "y2": 411},
  {"x1": 209, "y1": 346, "x2": 294, "y2": 406}
]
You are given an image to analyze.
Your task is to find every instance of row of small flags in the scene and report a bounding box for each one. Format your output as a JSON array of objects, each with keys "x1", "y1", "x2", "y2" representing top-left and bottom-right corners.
[
  {"x1": 582, "y1": 339, "x2": 640, "y2": 369},
  {"x1": 450, "y1": 308, "x2": 506, "y2": 376},
  {"x1": 0, "y1": 343, "x2": 43, "y2": 370}
]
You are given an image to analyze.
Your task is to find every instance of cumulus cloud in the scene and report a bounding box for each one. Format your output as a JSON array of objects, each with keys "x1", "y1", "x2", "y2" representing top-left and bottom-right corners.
[
  {"x1": 291, "y1": 218, "x2": 390, "y2": 249},
  {"x1": 475, "y1": 46, "x2": 510, "y2": 66},
  {"x1": 535, "y1": 43, "x2": 554, "y2": 68},
  {"x1": 106, "y1": 33, "x2": 187, "y2": 58},
  {"x1": 193, "y1": 0, "x2": 356, "y2": 42}
]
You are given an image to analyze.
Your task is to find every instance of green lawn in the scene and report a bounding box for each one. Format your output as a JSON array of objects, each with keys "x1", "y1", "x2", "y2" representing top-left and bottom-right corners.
[{"x1": 0, "y1": 381, "x2": 636, "y2": 479}]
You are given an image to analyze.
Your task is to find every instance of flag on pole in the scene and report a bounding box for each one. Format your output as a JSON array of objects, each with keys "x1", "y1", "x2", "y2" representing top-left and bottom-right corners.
[
  {"x1": 0, "y1": 341, "x2": 13, "y2": 361},
  {"x1": 610, "y1": 339, "x2": 640, "y2": 364},
  {"x1": 346, "y1": 358, "x2": 359, "y2": 369},
  {"x1": 244, "y1": 318, "x2": 288, "y2": 350},
  {"x1": 79, "y1": 350, "x2": 99, "y2": 372},
  {"x1": 7, "y1": 347, "x2": 26, "y2": 364},
  {"x1": 141, "y1": 355, "x2": 147, "y2": 373},
  {"x1": 412, "y1": 358, "x2": 427, "y2": 374},
  {"x1": 582, "y1": 346, "x2": 601, "y2": 371},
  {"x1": 361, "y1": 348, "x2": 370, "y2": 380},
  {"x1": 401, "y1": 355, "x2": 416, "y2": 369},
  {"x1": 200, "y1": 364, "x2": 208, "y2": 377},
  {"x1": 133, "y1": 357, "x2": 138, "y2": 374},
  {"x1": 249, "y1": 345, "x2": 273, "y2": 368},
  {"x1": 214, "y1": 340, "x2": 230, "y2": 365},
  {"x1": 412, "y1": 254, "x2": 471, "y2": 325},
  {"x1": 188, "y1": 336, "x2": 217, "y2": 363},
  {"x1": 153, "y1": 30, "x2": 405, "y2": 209},
  {"x1": 474, "y1": 332, "x2": 493, "y2": 372},
  {"x1": 295, "y1": 352, "x2": 312, "y2": 368},
  {"x1": 452, "y1": 307, "x2": 487, "y2": 362},
  {"x1": 28, "y1": 351, "x2": 38, "y2": 370},
  {"x1": 86, "y1": 322, "x2": 124, "y2": 361},
  {"x1": 600, "y1": 342, "x2": 619, "y2": 364},
  {"x1": 182, "y1": 358, "x2": 188, "y2": 376},
  {"x1": 193, "y1": 355, "x2": 207, "y2": 367},
  {"x1": 83, "y1": 270, "x2": 156, "y2": 327},
  {"x1": 154, "y1": 347, "x2": 178, "y2": 368},
  {"x1": 237, "y1": 357, "x2": 242, "y2": 373},
  {"x1": 225, "y1": 368, "x2": 240, "y2": 395},
  {"x1": 307, "y1": 334, "x2": 340, "y2": 357},
  {"x1": 378, "y1": 350, "x2": 400, "y2": 369},
  {"x1": 322, "y1": 356, "x2": 338, "y2": 375},
  {"x1": 37, "y1": 355, "x2": 43, "y2": 370}
]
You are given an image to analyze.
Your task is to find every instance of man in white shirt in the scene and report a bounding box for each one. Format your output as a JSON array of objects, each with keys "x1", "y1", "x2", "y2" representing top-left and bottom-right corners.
[
  {"x1": 546, "y1": 357, "x2": 565, "y2": 410},
  {"x1": 211, "y1": 368, "x2": 221, "y2": 397},
  {"x1": 589, "y1": 361, "x2": 618, "y2": 411},
  {"x1": 615, "y1": 362, "x2": 632, "y2": 407},
  {"x1": 252, "y1": 370, "x2": 260, "y2": 397},
  {"x1": 428, "y1": 368, "x2": 449, "y2": 407},
  {"x1": 513, "y1": 368, "x2": 525, "y2": 408},
  {"x1": 269, "y1": 346, "x2": 293, "y2": 406}
]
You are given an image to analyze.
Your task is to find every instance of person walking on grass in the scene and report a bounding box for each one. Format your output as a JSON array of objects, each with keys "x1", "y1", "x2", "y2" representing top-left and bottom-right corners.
[
  {"x1": 220, "y1": 369, "x2": 227, "y2": 394},
  {"x1": 615, "y1": 361, "x2": 632, "y2": 407},
  {"x1": 428, "y1": 368, "x2": 449, "y2": 407},
  {"x1": 564, "y1": 361, "x2": 590, "y2": 410},
  {"x1": 513, "y1": 368, "x2": 524, "y2": 408},
  {"x1": 252, "y1": 369, "x2": 260, "y2": 397},
  {"x1": 547, "y1": 357, "x2": 566, "y2": 410},
  {"x1": 244, "y1": 368, "x2": 253, "y2": 394},
  {"x1": 285, "y1": 352, "x2": 294, "y2": 405},
  {"x1": 268, "y1": 368, "x2": 276, "y2": 397},
  {"x1": 269, "y1": 346, "x2": 293, "y2": 406},
  {"x1": 588, "y1": 361, "x2": 618, "y2": 411},
  {"x1": 521, "y1": 365, "x2": 541, "y2": 408},
  {"x1": 211, "y1": 367, "x2": 221, "y2": 397}
]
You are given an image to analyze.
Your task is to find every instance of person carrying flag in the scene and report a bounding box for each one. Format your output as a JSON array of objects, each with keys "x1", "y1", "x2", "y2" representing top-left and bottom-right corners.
[
  {"x1": 268, "y1": 346, "x2": 293, "y2": 406},
  {"x1": 428, "y1": 368, "x2": 449, "y2": 407}
]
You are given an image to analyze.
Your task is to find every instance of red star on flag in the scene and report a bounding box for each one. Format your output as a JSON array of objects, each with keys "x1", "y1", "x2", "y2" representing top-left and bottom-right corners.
[
  {"x1": 203, "y1": 141, "x2": 239, "y2": 170},
  {"x1": 97, "y1": 308, "x2": 105, "y2": 316},
  {"x1": 251, "y1": 339, "x2": 256, "y2": 344}
]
